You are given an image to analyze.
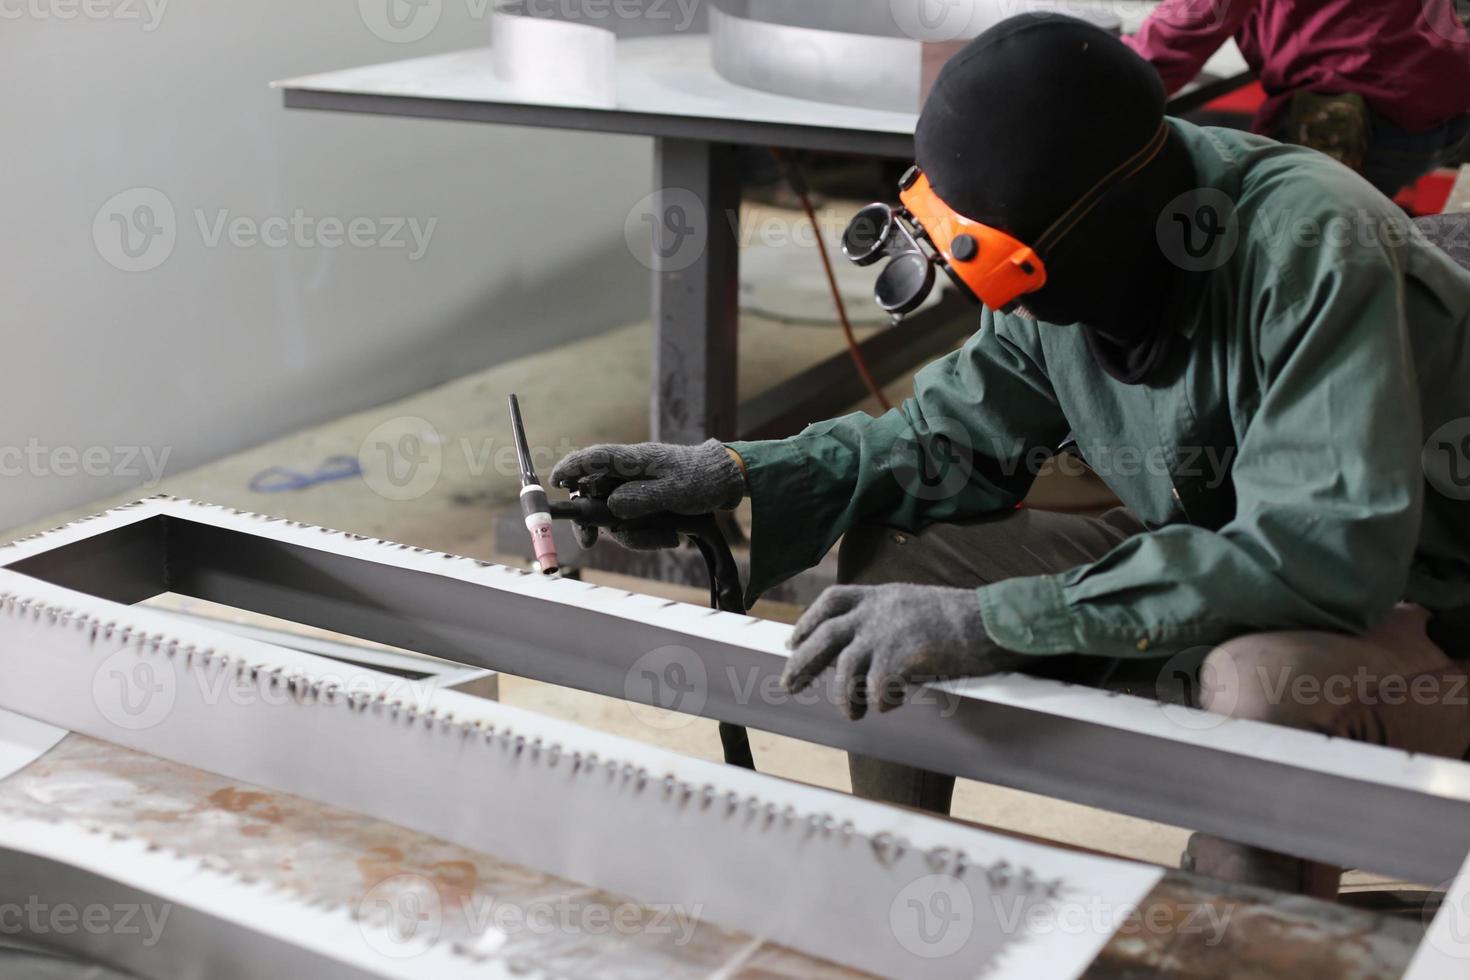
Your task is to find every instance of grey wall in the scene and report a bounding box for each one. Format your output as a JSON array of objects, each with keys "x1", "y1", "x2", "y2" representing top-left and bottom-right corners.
[{"x1": 0, "y1": 1, "x2": 661, "y2": 530}]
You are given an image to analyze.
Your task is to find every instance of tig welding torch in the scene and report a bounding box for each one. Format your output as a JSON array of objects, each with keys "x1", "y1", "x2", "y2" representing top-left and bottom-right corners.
[{"x1": 507, "y1": 394, "x2": 756, "y2": 770}]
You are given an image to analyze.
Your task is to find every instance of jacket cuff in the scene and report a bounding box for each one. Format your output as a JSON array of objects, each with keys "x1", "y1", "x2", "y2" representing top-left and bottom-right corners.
[
  {"x1": 724, "y1": 439, "x2": 815, "y2": 603},
  {"x1": 976, "y1": 574, "x2": 1080, "y2": 655}
]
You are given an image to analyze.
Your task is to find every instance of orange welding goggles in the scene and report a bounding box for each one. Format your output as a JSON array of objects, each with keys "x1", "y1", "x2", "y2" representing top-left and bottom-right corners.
[{"x1": 843, "y1": 122, "x2": 1170, "y2": 316}]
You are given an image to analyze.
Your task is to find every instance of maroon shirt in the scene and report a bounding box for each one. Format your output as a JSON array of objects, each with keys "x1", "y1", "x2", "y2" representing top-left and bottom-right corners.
[{"x1": 1124, "y1": 0, "x2": 1470, "y2": 133}]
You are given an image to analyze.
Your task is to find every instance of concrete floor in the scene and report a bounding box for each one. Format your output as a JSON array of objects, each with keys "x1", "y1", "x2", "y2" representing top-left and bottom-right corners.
[{"x1": 7, "y1": 201, "x2": 1201, "y2": 873}]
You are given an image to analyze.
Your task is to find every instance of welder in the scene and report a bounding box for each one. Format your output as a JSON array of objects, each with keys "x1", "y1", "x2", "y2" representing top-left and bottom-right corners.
[{"x1": 551, "y1": 14, "x2": 1470, "y2": 897}]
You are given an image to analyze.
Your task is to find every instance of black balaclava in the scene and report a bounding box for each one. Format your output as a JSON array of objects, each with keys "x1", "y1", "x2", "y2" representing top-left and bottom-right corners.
[{"x1": 915, "y1": 13, "x2": 1197, "y2": 383}]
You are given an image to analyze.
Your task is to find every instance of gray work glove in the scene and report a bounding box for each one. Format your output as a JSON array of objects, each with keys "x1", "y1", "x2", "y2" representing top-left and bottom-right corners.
[
  {"x1": 550, "y1": 440, "x2": 746, "y2": 550},
  {"x1": 782, "y1": 583, "x2": 1027, "y2": 719}
]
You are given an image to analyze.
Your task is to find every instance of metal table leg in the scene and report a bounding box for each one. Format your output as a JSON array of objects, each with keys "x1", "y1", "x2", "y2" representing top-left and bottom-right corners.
[{"x1": 651, "y1": 138, "x2": 742, "y2": 443}]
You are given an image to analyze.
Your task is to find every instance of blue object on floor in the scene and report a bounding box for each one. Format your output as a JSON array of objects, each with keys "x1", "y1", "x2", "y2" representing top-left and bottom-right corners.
[{"x1": 249, "y1": 454, "x2": 362, "y2": 493}]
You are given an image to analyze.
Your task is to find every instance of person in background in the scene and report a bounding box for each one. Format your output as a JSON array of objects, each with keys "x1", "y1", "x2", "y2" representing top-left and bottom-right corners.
[{"x1": 1123, "y1": 0, "x2": 1470, "y2": 197}]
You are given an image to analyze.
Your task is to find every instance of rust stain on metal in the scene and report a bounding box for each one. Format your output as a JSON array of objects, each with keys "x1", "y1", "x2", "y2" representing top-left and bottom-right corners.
[
  {"x1": 1083, "y1": 875, "x2": 1420, "y2": 979},
  {"x1": 208, "y1": 787, "x2": 285, "y2": 824},
  {"x1": 357, "y1": 845, "x2": 407, "y2": 887}
]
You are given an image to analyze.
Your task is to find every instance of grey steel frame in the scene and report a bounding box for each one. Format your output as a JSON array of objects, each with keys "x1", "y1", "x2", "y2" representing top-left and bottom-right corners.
[
  {"x1": 10, "y1": 499, "x2": 1470, "y2": 887},
  {"x1": 281, "y1": 74, "x2": 1247, "y2": 445}
]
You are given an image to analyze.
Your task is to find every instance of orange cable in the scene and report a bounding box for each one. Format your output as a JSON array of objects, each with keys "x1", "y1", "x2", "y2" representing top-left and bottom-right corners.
[{"x1": 771, "y1": 149, "x2": 893, "y2": 413}]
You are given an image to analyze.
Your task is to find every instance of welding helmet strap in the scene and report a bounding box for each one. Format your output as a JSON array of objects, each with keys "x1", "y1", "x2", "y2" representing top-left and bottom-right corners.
[{"x1": 1032, "y1": 121, "x2": 1170, "y2": 258}]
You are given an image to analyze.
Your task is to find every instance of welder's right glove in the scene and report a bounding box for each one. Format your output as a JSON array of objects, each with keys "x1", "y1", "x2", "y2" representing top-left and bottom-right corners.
[{"x1": 550, "y1": 440, "x2": 747, "y2": 551}]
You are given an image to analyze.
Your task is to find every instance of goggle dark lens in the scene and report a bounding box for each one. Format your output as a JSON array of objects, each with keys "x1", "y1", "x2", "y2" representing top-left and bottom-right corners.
[
  {"x1": 874, "y1": 251, "x2": 935, "y2": 316},
  {"x1": 841, "y1": 203, "x2": 896, "y2": 267}
]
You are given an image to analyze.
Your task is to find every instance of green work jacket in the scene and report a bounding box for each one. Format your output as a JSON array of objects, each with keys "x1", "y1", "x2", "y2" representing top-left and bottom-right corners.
[{"x1": 729, "y1": 119, "x2": 1470, "y2": 660}]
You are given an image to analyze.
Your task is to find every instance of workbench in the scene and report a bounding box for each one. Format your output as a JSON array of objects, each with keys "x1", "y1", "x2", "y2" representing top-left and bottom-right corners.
[{"x1": 274, "y1": 29, "x2": 1250, "y2": 446}]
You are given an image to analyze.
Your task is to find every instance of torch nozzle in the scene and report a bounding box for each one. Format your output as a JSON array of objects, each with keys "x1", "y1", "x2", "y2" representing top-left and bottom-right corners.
[{"x1": 508, "y1": 393, "x2": 559, "y2": 574}]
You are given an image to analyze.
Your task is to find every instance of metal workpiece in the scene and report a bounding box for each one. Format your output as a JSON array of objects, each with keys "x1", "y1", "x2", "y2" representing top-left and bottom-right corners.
[
  {"x1": 6, "y1": 497, "x2": 1470, "y2": 895},
  {"x1": 707, "y1": 0, "x2": 1123, "y2": 113},
  {"x1": 709, "y1": 4, "x2": 929, "y2": 114},
  {"x1": 0, "y1": 734, "x2": 857, "y2": 979},
  {"x1": 1084, "y1": 874, "x2": 1424, "y2": 979},
  {"x1": 0, "y1": 737, "x2": 1426, "y2": 980},
  {"x1": 0, "y1": 497, "x2": 1458, "y2": 977},
  {"x1": 713, "y1": 0, "x2": 1123, "y2": 41},
  {"x1": 0, "y1": 532, "x2": 1153, "y2": 978}
]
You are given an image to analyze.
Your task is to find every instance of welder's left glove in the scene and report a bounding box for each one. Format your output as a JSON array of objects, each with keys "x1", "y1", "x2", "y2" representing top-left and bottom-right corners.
[{"x1": 782, "y1": 584, "x2": 1027, "y2": 720}]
